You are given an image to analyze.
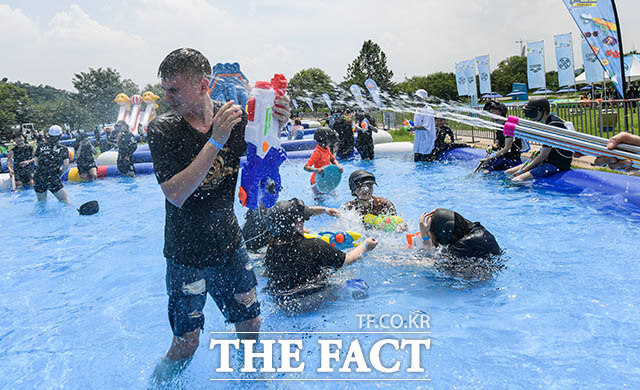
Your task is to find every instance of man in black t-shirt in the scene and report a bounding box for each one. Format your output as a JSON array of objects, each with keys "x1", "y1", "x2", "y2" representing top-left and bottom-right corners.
[
  {"x1": 7, "y1": 131, "x2": 34, "y2": 188},
  {"x1": 506, "y1": 98, "x2": 574, "y2": 181},
  {"x1": 74, "y1": 132, "x2": 97, "y2": 181},
  {"x1": 264, "y1": 198, "x2": 377, "y2": 296},
  {"x1": 114, "y1": 121, "x2": 137, "y2": 177},
  {"x1": 147, "y1": 48, "x2": 291, "y2": 379},
  {"x1": 332, "y1": 109, "x2": 355, "y2": 160},
  {"x1": 33, "y1": 125, "x2": 70, "y2": 203}
]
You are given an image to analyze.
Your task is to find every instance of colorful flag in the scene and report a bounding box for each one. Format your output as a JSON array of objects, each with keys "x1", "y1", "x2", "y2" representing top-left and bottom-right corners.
[
  {"x1": 562, "y1": 0, "x2": 625, "y2": 98},
  {"x1": 364, "y1": 78, "x2": 383, "y2": 109},
  {"x1": 582, "y1": 38, "x2": 605, "y2": 83},
  {"x1": 322, "y1": 93, "x2": 332, "y2": 111},
  {"x1": 554, "y1": 33, "x2": 575, "y2": 87}
]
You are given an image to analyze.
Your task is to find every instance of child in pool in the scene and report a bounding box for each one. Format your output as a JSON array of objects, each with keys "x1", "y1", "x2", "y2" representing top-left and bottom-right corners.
[{"x1": 304, "y1": 127, "x2": 343, "y2": 191}]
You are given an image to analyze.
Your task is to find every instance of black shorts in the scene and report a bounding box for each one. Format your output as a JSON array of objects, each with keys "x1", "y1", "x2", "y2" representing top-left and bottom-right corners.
[
  {"x1": 414, "y1": 153, "x2": 437, "y2": 162},
  {"x1": 77, "y1": 163, "x2": 97, "y2": 175},
  {"x1": 165, "y1": 245, "x2": 260, "y2": 337},
  {"x1": 34, "y1": 173, "x2": 63, "y2": 194},
  {"x1": 14, "y1": 167, "x2": 33, "y2": 184}
]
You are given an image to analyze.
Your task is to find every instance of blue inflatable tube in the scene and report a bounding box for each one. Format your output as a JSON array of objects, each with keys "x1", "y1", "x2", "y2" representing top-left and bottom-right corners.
[
  {"x1": 440, "y1": 147, "x2": 640, "y2": 209},
  {"x1": 61, "y1": 162, "x2": 155, "y2": 182}
]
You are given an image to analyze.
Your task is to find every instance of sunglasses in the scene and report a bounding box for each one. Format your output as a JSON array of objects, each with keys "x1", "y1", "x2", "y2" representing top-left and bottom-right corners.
[{"x1": 584, "y1": 31, "x2": 599, "y2": 38}]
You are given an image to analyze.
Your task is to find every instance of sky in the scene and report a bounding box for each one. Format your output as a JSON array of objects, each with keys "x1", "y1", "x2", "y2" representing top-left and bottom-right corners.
[{"x1": 1, "y1": 0, "x2": 639, "y2": 92}]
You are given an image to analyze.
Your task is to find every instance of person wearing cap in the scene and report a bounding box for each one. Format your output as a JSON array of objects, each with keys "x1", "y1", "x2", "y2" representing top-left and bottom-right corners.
[
  {"x1": 264, "y1": 198, "x2": 378, "y2": 297},
  {"x1": 343, "y1": 169, "x2": 401, "y2": 223},
  {"x1": 6, "y1": 131, "x2": 34, "y2": 189},
  {"x1": 353, "y1": 111, "x2": 378, "y2": 160},
  {"x1": 304, "y1": 127, "x2": 344, "y2": 190},
  {"x1": 505, "y1": 97, "x2": 574, "y2": 181},
  {"x1": 74, "y1": 131, "x2": 98, "y2": 182},
  {"x1": 419, "y1": 208, "x2": 500, "y2": 260},
  {"x1": 114, "y1": 120, "x2": 137, "y2": 178},
  {"x1": 32, "y1": 125, "x2": 70, "y2": 203},
  {"x1": 147, "y1": 48, "x2": 290, "y2": 378},
  {"x1": 479, "y1": 100, "x2": 524, "y2": 171},
  {"x1": 412, "y1": 89, "x2": 437, "y2": 162}
]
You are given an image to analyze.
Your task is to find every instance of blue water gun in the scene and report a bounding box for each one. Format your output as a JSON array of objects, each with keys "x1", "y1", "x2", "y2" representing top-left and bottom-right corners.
[
  {"x1": 238, "y1": 74, "x2": 288, "y2": 209},
  {"x1": 208, "y1": 63, "x2": 250, "y2": 107},
  {"x1": 303, "y1": 231, "x2": 362, "y2": 251}
]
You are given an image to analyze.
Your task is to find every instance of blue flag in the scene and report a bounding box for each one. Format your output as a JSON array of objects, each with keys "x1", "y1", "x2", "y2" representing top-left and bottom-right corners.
[
  {"x1": 527, "y1": 41, "x2": 546, "y2": 90},
  {"x1": 464, "y1": 59, "x2": 478, "y2": 97},
  {"x1": 554, "y1": 33, "x2": 575, "y2": 87},
  {"x1": 562, "y1": 0, "x2": 625, "y2": 98},
  {"x1": 455, "y1": 62, "x2": 467, "y2": 96},
  {"x1": 322, "y1": 93, "x2": 332, "y2": 111},
  {"x1": 364, "y1": 78, "x2": 383, "y2": 109},
  {"x1": 582, "y1": 38, "x2": 605, "y2": 83},
  {"x1": 476, "y1": 55, "x2": 492, "y2": 94}
]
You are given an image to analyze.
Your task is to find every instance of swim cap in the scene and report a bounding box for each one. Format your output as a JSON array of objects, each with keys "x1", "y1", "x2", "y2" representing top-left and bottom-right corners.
[
  {"x1": 48, "y1": 125, "x2": 63, "y2": 137},
  {"x1": 429, "y1": 208, "x2": 455, "y2": 245},
  {"x1": 415, "y1": 89, "x2": 428, "y2": 100},
  {"x1": 349, "y1": 169, "x2": 376, "y2": 195},
  {"x1": 78, "y1": 200, "x2": 99, "y2": 216},
  {"x1": 523, "y1": 97, "x2": 550, "y2": 119},
  {"x1": 265, "y1": 198, "x2": 313, "y2": 237},
  {"x1": 314, "y1": 127, "x2": 333, "y2": 144}
]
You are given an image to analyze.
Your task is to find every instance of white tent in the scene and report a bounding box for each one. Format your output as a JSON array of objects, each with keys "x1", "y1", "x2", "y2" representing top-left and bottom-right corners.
[{"x1": 575, "y1": 54, "x2": 640, "y2": 84}]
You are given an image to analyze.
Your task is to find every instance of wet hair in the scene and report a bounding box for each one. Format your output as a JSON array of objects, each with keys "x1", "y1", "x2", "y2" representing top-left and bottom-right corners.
[
  {"x1": 451, "y1": 212, "x2": 474, "y2": 242},
  {"x1": 157, "y1": 48, "x2": 211, "y2": 81},
  {"x1": 114, "y1": 120, "x2": 129, "y2": 131},
  {"x1": 294, "y1": 117, "x2": 302, "y2": 125}
]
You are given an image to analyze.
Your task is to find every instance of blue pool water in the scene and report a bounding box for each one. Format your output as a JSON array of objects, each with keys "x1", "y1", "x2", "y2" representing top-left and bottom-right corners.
[{"x1": 1, "y1": 155, "x2": 640, "y2": 389}]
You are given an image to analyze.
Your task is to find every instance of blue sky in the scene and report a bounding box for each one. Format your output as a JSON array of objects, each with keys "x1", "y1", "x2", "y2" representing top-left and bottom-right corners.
[{"x1": 2, "y1": 0, "x2": 639, "y2": 91}]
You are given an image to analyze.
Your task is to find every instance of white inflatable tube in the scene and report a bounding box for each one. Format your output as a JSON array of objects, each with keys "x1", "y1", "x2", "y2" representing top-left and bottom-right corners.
[
  {"x1": 372, "y1": 129, "x2": 393, "y2": 145},
  {"x1": 95, "y1": 151, "x2": 118, "y2": 166},
  {"x1": 373, "y1": 141, "x2": 414, "y2": 157},
  {"x1": 0, "y1": 173, "x2": 12, "y2": 192}
]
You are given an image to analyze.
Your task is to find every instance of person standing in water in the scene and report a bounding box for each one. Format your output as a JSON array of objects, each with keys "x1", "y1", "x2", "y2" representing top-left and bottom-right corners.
[{"x1": 33, "y1": 125, "x2": 70, "y2": 203}]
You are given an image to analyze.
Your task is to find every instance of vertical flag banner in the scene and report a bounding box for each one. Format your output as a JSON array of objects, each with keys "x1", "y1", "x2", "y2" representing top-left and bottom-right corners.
[
  {"x1": 582, "y1": 38, "x2": 605, "y2": 83},
  {"x1": 350, "y1": 84, "x2": 366, "y2": 109},
  {"x1": 554, "y1": 33, "x2": 575, "y2": 87},
  {"x1": 476, "y1": 55, "x2": 492, "y2": 94},
  {"x1": 364, "y1": 78, "x2": 383, "y2": 109},
  {"x1": 321, "y1": 93, "x2": 333, "y2": 111},
  {"x1": 527, "y1": 41, "x2": 546, "y2": 90},
  {"x1": 291, "y1": 98, "x2": 299, "y2": 111},
  {"x1": 301, "y1": 97, "x2": 314, "y2": 112},
  {"x1": 562, "y1": 0, "x2": 625, "y2": 98},
  {"x1": 464, "y1": 59, "x2": 478, "y2": 97},
  {"x1": 455, "y1": 62, "x2": 467, "y2": 96}
]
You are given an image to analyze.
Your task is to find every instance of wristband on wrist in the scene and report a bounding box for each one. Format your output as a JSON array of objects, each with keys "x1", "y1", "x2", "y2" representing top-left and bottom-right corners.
[
  {"x1": 364, "y1": 243, "x2": 369, "y2": 252},
  {"x1": 208, "y1": 137, "x2": 224, "y2": 150},
  {"x1": 422, "y1": 235, "x2": 430, "y2": 242}
]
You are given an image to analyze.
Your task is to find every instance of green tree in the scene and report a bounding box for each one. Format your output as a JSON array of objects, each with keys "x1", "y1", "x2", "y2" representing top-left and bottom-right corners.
[
  {"x1": 491, "y1": 56, "x2": 527, "y2": 95},
  {"x1": 72, "y1": 67, "x2": 138, "y2": 125},
  {"x1": 545, "y1": 70, "x2": 559, "y2": 92},
  {"x1": 396, "y1": 72, "x2": 459, "y2": 101},
  {"x1": 13, "y1": 81, "x2": 71, "y2": 105},
  {"x1": 0, "y1": 83, "x2": 32, "y2": 140},
  {"x1": 31, "y1": 97, "x2": 94, "y2": 132},
  {"x1": 287, "y1": 68, "x2": 334, "y2": 100},
  {"x1": 344, "y1": 40, "x2": 395, "y2": 92}
]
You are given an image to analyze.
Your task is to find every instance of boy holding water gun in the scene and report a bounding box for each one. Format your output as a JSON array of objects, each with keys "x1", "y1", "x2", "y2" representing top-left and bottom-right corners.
[{"x1": 304, "y1": 127, "x2": 344, "y2": 189}]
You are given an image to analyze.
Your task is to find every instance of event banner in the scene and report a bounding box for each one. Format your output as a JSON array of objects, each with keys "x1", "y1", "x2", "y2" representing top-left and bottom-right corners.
[
  {"x1": 464, "y1": 59, "x2": 478, "y2": 97},
  {"x1": 301, "y1": 97, "x2": 314, "y2": 112},
  {"x1": 562, "y1": 0, "x2": 625, "y2": 98},
  {"x1": 476, "y1": 55, "x2": 492, "y2": 94},
  {"x1": 526, "y1": 41, "x2": 546, "y2": 90},
  {"x1": 321, "y1": 93, "x2": 332, "y2": 111},
  {"x1": 364, "y1": 78, "x2": 383, "y2": 109},
  {"x1": 554, "y1": 33, "x2": 575, "y2": 87},
  {"x1": 582, "y1": 38, "x2": 605, "y2": 83},
  {"x1": 455, "y1": 62, "x2": 467, "y2": 96}
]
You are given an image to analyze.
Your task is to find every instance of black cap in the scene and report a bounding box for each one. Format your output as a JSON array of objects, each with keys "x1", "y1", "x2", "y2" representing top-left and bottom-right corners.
[
  {"x1": 483, "y1": 100, "x2": 508, "y2": 116},
  {"x1": 429, "y1": 208, "x2": 455, "y2": 245},
  {"x1": 265, "y1": 198, "x2": 313, "y2": 236},
  {"x1": 349, "y1": 169, "x2": 376, "y2": 195},
  {"x1": 523, "y1": 97, "x2": 550, "y2": 119},
  {"x1": 78, "y1": 200, "x2": 99, "y2": 216}
]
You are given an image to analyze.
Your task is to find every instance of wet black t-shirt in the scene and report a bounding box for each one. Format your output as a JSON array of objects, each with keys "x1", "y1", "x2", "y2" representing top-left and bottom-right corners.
[
  {"x1": 11, "y1": 145, "x2": 34, "y2": 171},
  {"x1": 495, "y1": 130, "x2": 523, "y2": 160},
  {"x1": 446, "y1": 222, "x2": 501, "y2": 259},
  {"x1": 118, "y1": 131, "x2": 137, "y2": 156},
  {"x1": 334, "y1": 118, "x2": 354, "y2": 156},
  {"x1": 147, "y1": 102, "x2": 248, "y2": 268},
  {"x1": 76, "y1": 141, "x2": 96, "y2": 167},
  {"x1": 264, "y1": 234, "x2": 346, "y2": 294},
  {"x1": 543, "y1": 114, "x2": 573, "y2": 171},
  {"x1": 435, "y1": 125, "x2": 455, "y2": 150},
  {"x1": 35, "y1": 142, "x2": 68, "y2": 177}
]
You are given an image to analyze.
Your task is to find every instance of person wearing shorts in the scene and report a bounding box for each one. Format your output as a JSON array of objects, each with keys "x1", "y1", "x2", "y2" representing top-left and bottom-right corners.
[
  {"x1": 75, "y1": 132, "x2": 97, "y2": 181},
  {"x1": 147, "y1": 48, "x2": 290, "y2": 380},
  {"x1": 33, "y1": 125, "x2": 70, "y2": 203}
]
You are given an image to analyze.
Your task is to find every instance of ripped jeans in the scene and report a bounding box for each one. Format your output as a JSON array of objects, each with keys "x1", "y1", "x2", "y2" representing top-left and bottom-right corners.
[{"x1": 165, "y1": 245, "x2": 260, "y2": 337}]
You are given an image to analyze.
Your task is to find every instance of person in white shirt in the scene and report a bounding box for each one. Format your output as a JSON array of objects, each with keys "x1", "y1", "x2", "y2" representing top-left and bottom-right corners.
[{"x1": 412, "y1": 89, "x2": 437, "y2": 162}]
